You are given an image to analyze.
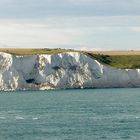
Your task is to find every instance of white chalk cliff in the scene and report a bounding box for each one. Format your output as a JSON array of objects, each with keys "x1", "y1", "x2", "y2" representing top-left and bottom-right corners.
[{"x1": 0, "y1": 52, "x2": 140, "y2": 91}]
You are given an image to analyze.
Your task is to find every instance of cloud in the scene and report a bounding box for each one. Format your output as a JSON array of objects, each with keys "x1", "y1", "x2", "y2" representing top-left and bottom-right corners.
[
  {"x1": 0, "y1": 16, "x2": 140, "y2": 50},
  {"x1": 130, "y1": 27, "x2": 140, "y2": 32},
  {"x1": 0, "y1": 21, "x2": 83, "y2": 48},
  {"x1": 0, "y1": 0, "x2": 140, "y2": 18},
  {"x1": 3, "y1": 16, "x2": 139, "y2": 27},
  {"x1": 0, "y1": 1, "x2": 140, "y2": 50}
]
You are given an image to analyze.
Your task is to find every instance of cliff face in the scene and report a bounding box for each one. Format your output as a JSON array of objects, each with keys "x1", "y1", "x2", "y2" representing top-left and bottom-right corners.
[{"x1": 0, "y1": 52, "x2": 140, "y2": 91}]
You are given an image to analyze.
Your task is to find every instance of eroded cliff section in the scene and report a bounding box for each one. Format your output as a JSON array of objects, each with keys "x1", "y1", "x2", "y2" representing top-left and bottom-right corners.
[{"x1": 0, "y1": 52, "x2": 140, "y2": 91}]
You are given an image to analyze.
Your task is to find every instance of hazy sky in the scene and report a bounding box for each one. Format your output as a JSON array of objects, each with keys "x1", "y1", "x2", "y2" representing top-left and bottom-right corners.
[{"x1": 0, "y1": 0, "x2": 140, "y2": 50}]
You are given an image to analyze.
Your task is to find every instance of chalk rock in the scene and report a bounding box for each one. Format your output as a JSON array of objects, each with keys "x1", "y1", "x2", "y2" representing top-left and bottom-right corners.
[{"x1": 0, "y1": 52, "x2": 140, "y2": 91}]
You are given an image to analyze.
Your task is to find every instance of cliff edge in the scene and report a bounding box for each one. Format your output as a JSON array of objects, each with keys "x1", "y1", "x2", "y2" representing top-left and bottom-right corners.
[{"x1": 0, "y1": 52, "x2": 140, "y2": 91}]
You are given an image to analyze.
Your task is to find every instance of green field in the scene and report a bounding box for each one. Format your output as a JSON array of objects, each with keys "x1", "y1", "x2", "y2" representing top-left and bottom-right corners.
[
  {"x1": 86, "y1": 53, "x2": 140, "y2": 69},
  {"x1": 0, "y1": 48, "x2": 140, "y2": 69},
  {"x1": 0, "y1": 48, "x2": 76, "y2": 55}
]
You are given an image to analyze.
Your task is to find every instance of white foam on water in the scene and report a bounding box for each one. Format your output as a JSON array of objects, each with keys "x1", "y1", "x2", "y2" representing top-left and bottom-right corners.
[
  {"x1": 32, "y1": 117, "x2": 39, "y2": 120},
  {"x1": 15, "y1": 116, "x2": 24, "y2": 120},
  {"x1": 135, "y1": 116, "x2": 139, "y2": 119},
  {"x1": 0, "y1": 117, "x2": 6, "y2": 119}
]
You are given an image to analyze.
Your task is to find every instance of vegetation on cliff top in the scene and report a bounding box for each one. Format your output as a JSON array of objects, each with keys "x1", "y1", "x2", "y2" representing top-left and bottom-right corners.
[{"x1": 0, "y1": 48, "x2": 140, "y2": 69}]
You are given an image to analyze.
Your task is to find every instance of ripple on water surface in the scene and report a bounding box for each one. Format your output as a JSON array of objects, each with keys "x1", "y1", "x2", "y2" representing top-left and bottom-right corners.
[{"x1": 0, "y1": 88, "x2": 140, "y2": 140}]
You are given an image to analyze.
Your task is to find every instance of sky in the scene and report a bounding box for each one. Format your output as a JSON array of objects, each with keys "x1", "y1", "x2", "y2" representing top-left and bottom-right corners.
[{"x1": 0, "y1": 0, "x2": 140, "y2": 50}]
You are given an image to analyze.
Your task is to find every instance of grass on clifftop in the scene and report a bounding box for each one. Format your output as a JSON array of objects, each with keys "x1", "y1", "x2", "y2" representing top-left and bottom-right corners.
[
  {"x1": 0, "y1": 48, "x2": 76, "y2": 55},
  {"x1": 85, "y1": 53, "x2": 140, "y2": 69},
  {"x1": 0, "y1": 48, "x2": 140, "y2": 69}
]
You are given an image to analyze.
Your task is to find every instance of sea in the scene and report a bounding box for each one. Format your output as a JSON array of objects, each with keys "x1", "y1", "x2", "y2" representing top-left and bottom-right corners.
[{"x1": 0, "y1": 88, "x2": 140, "y2": 140}]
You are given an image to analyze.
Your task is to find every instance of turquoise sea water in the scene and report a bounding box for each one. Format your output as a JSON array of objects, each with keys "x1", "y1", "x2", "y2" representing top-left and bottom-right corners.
[{"x1": 0, "y1": 88, "x2": 140, "y2": 140}]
